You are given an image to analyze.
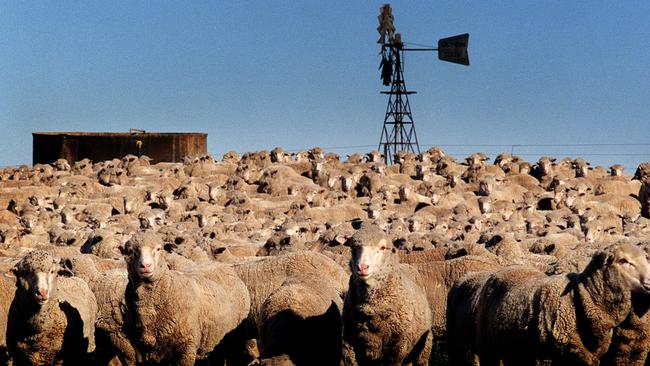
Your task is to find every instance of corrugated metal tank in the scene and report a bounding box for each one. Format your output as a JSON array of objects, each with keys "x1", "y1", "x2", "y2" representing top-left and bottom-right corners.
[{"x1": 32, "y1": 132, "x2": 207, "y2": 164}]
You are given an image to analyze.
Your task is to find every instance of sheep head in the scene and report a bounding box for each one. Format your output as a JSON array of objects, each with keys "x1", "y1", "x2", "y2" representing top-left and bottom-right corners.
[
  {"x1": 118, "y1": 232, "x2": 173, "y2": 282},
  {"x1": 536, "y1": 157, "x2": 556, "y2": 177},
  {"x1": 590, "y1": 243, "x2": 650, "y2": 295},
  {"x1": 478, "y1": 176, "x2": 496, "y2": 197},
  {"x1": 5, "y1": 251, "x2": 72, "y2": 306},
  {"x1": 348, "y1": 226, "x2": 396, "y2": 282}
]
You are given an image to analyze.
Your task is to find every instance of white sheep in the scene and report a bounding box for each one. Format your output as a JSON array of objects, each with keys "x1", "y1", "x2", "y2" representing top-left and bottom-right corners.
[
  {"x1": 5, "y1": 250, "x2": 97, "y2": 366},
  {"x1": 476, "y1": 243, "x2": 650, "y2": 365},
  {"x1": 118, "y1": 231, "x2": 250, "y2": 365},
  {"x1": 342, "y1": 226, "x2": 432, "y2": 366}
]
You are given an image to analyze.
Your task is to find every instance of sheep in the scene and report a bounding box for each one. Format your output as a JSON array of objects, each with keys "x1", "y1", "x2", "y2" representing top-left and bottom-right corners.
[
  {"x1": 91, "y1": 268, "x2": 136, "y2": 366},
  {"x1": 259, "y1": 275, "x2": 345, "y2": 366},
  {"x1": 50, "y1": 246, "x2": 130, "y2": 364},
  {"x1": 7, "y1": 149, "x2": 650, "y2": 364},
  {"x1": 5, "y1": 250, "x2": 97, "y2": 366},
  {"x1": 476, "y1": 242, "x2": 650, "y2": 365},
  {"x1": 640, "y1": 180, "x2": 650, "y2": 219},
  {"x1": 117, "y1": 231, "x2": 250, "y2": 365},
  {"x1": 481, "y1": 233, "x2": 557, "y2": 271},
  {"x1": 342, "y1": 226, "x2": 432, "y2": 366},
  {"x1": 0, "y1": 260, "x2": 19, "y2": 364},
  {"x1": 600, "y1": 291, "x2": 650, "y2": 366},
  {"x1": 446, "y1": 270, "x2": 494, "y2": 366},
  {"x1": 409, "y1": 255, "x2": 501, "y2": 342},
  {"x1": 600, "y1": 240, "x2": 650, "y2": 366},
  {"x1": 232, "y1": 251, "x2": 349, "y2": 364}
]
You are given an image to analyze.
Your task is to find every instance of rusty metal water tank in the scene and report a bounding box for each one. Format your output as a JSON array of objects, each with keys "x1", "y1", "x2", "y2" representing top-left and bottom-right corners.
[{"x1": 32, "y1": 131, "x2": 207, "y2": 164}]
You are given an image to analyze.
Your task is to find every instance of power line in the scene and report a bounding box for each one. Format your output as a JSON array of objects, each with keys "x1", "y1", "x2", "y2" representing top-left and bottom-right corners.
[
  {"x1": 284, "y1": 144, "x2": 376, "y2": 152},
  {"x1": 423, "y1": 143, "x2": 650, "y2": 147},
  {"x1": 212, "y1": 142, "x2": 647, "y2": 160},
  {"x1": 444, "y1": 152, "x2": 648, "y2": 157}
]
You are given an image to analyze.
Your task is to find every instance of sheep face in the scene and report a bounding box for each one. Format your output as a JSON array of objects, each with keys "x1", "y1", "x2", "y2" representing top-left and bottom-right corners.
[
  {"x1": 197, "y1": 211, "x2": 213, "y2": 228},
  {"x1": 157, "y1": 192, "x2": 173, "y2": 210},
  {"x1": 607, "y1": 244, "x2": 650, "y2": 294},
  {"x1": 121, "y1": 233, "x2": 167, "y2": 282},
  {"x1": 341, "y1": 176, "x2": 353, "y2": 193},
  {"x1": 610, "y1": 165, "x2": 623, "y2": 176},
  {"x1": 537, "y1": 158, "x2": 554, "y2": 177},
  {"x1": 6, "y1": 251, "x2": 71, "y2": 306},
  {"x1": 575, "y1": 164, "x2": 589, "y2": 178},
  {"x1": 311, "y1": 161, "x2": 324, "y2": 177},
  {"x1": 398, "y1": 185, "x2": 410, "y2": 202},
  {"x1": 348, "y1": 228, "x2": 395, "y2": 282},
  {"x1": 478, "y1": 198, "x2": 491, "y2": 214},
  {"x1": 478, "y1": 178, "x2": 494, "y2": 197},
  {"x1": 208, "y1": 184, "x2": 220, "y2": 202}
]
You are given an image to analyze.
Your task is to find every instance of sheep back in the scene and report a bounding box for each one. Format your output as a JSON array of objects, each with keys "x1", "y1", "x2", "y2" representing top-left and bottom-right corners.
[
  {"x1": 411, "y1": 255, "x2": 501, "y2": 340},
  {"x1": 94, "y1": 270, "x2": 136, "y2": 365},
  {"x1": 233, "y1": 251, "x2": 348, "y2": 328},
  {"x1": 57, "y1": 276, "x2": 98, "y2": 353},
  {"x1": 259, "y1": 275, "x2": 345, "y2": 366}
]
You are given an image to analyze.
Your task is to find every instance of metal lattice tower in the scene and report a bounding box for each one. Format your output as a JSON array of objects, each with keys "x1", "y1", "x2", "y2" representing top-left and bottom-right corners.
[
  {"x1": 375, "y1": 4, "x2": 470, "y2": 165},
  {"x1": 378, "y1": 46, "x2": 420, "y2": 165}
]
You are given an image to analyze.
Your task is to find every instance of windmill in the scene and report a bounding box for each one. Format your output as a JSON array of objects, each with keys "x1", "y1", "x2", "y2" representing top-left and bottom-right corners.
[{"x1": 377, "y1": 4, "x2": 470, "y2": 164}]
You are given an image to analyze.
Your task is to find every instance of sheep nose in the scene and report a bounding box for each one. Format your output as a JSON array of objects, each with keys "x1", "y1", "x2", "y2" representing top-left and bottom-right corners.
[
  {"x1": 38, "y1": 288, "x2": 49, "y2": 298},
  {"x1": 141, "y1": 263, "x2": 152, "y2": 270},
  {"x1": 357, "y1": 263, "x2": 369, "y2": 271}
]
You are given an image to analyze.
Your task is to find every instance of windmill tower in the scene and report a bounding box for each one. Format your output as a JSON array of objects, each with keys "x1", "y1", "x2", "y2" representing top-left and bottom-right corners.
[{"x1": 377, "y1": 4, "x2": 470, "y2": 164}]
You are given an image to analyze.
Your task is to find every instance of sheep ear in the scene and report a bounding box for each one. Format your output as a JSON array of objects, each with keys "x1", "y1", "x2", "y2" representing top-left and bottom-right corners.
[
  {"x1": 163, "y1": 243, "x2": 177, "y2": 253},
  {"x1": 487, "y1": 235, "x2": 503, "y2": 247},
  {"x1": 4, "y1": 264, "x2": 18, "y2": 279},
  {"x1": 59, "y1": 258, "x2": 73, "y2": 272},
  {"x1": 334, "y1": 234, "x2": 348, "y2": 245},
  {"x1": 58, "y1": 267, "x2": 74, "y2": 277},
  {"x1": 56, "y1": 258, "x2": 74, "y2": 277},
  {"x1": 113, "y1": 243, "x2": 129, "y2": 256}
]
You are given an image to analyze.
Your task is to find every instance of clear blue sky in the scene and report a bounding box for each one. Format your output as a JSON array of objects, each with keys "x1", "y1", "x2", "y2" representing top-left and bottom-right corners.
[{"x1": 2, "y1": 1, "x2": 649, "y2": 171}]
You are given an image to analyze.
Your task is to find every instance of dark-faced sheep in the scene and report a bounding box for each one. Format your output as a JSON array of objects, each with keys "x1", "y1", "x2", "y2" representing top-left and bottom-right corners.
[{"x1": 342, "y1": 226, "x2": 432, "y2": 366}]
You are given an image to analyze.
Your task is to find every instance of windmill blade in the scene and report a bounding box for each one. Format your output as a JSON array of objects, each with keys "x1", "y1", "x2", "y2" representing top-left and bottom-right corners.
[{"x1": 437, "y1": 33, "x2": 470, "y2": 66}]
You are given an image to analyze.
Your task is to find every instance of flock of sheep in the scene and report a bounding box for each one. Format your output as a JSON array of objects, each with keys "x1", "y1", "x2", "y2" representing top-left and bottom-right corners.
[{"x1": 1, "y1": 146, "x2": 650, "y2": 365}]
